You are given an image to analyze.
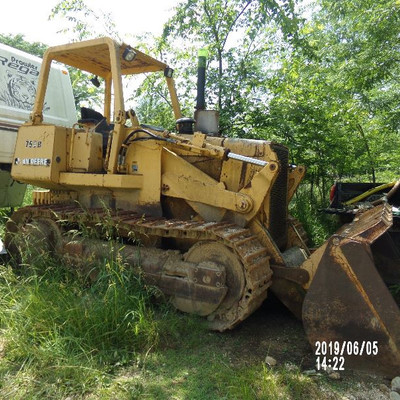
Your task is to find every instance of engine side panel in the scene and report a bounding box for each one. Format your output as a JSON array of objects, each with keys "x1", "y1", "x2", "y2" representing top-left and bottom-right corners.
[{"x1": 12, "y1": 124, "x2": 68, "y2": 188}]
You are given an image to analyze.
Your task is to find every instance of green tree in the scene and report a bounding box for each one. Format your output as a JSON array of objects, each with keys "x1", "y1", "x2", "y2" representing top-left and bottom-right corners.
[
  {"x1": 0, "y1": 33, "x2": 47, "y2": 57},
  {"x1": 312, "y1": 0, "x2": 400, "y2": 181},
  {"x1": 161, "y1": 0, "x2": 303, "y2": 134},
  {"x1": 256, "y1": 0, "x2": 400, "y2": 200}
]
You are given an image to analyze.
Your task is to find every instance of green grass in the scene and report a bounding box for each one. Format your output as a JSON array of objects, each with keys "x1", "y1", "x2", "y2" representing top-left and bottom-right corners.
[
  {"x1": 118, "y1": 353, "x2": 321, "y2": 400},
  {"x1": 0, "y1": 205, "x2": 205, "y2": 399},
  {"x1": 0, "y1": 245, "x2": 208, "y2": 399}
]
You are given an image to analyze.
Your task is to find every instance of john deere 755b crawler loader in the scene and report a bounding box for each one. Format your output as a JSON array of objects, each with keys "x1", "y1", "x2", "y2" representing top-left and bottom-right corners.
[{"x1": 5, "y1": 37, "x2": 400, "y2": 376}]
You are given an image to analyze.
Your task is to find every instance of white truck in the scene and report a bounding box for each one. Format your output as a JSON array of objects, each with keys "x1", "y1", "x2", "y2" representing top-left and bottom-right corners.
[{"x1": 0, "y1": 43, "x2": 76, "y2": 208}]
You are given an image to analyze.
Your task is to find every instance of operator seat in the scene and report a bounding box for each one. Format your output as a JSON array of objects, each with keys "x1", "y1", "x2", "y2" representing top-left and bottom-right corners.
[{"x1": 79, "y1": 107, "x2": 112, "y2": 157}]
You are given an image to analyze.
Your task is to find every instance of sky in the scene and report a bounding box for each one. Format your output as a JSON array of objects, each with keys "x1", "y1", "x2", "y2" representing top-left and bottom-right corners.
[{"x1": 1, "y1": 0, "x2": 179, "y2": 46}]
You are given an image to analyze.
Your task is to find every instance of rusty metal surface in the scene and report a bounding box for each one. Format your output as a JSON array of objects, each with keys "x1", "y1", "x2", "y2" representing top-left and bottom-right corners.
[
  {"x1": 270, "y1": 265, "x2": 309, "y2": 285},
  {"x1": 152, "y1": 274, "x2": 226, "y2": 303},
  {"x1": 336, "y1": 203, "x2": 392, "y2": 244},
  {"x1": 6, "y1": 204, "x2": 273, "y2": 331},
  {"x1": 303, "y1": 205, "x2": 400, "y2": 376},
  {"x1": 144, "y1": 256, "x2": 229, "y2": 316},
  {"x1": 270, "y1": 278, "x2": 305, "y2": 320}
]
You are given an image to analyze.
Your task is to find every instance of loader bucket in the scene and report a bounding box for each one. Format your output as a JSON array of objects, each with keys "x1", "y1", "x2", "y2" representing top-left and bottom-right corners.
[{"x1": 302, "y1": 204, "x2": 400, "y2": 376}]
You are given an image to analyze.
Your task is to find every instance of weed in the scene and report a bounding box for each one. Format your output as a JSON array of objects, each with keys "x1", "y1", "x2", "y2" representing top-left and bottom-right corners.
[
  {"x1": 290, "y1": 186, "x2": 340, "y2": 246},
  {"x1": 0, "y1": 233, "x2": 198, "y2": 397}
]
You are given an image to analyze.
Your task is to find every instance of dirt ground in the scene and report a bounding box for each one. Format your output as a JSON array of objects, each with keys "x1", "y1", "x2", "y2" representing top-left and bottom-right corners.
[{"x1": 219, "y1": 296, "x2": 394, "y2": 400}]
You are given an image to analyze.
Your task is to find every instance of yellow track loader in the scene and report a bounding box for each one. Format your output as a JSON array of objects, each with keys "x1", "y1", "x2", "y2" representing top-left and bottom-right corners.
[{"x1": 5, "y1": 38, "x2": 400, "y2": 376}]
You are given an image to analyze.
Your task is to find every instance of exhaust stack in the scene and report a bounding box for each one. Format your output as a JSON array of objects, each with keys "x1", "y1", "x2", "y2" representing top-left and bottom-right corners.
[
  {"x1": 196, "y1": 48, "x2": 207, "y2": 111},
  {"x1": 194, "y1": 48, "x2": 219, "y2": 136}
]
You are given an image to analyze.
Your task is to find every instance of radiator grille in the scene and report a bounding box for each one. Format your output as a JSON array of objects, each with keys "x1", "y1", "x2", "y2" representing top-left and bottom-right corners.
[{"x1": 269, "y1": 143, "x2": 289, "y2": 250}]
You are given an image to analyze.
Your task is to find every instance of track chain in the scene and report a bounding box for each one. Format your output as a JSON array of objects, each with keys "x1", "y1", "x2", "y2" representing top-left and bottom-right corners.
[{"x1": 7, "y1": 204, "x2": 273, "y2": 331}]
